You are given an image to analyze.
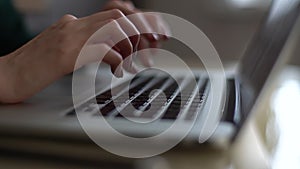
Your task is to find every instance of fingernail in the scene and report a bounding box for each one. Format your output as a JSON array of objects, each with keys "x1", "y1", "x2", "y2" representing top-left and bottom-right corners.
[
  {"x1": 153, "y1": 34, "x2": 160, "y2": 41},
  {"x1": 114, "y1": 67, "x2": 124, "y2": 78},
  {"x1": 129, "y1": 62, "x2": 138, "y2": 74},
  {"x1": 163, "y1": 35, "x2": 169, "y2": 40},
  {"x1": 113, "y1": 46, "x2": 121, "y2": 53},
  {"x1": 147, "y1": 58, "x2": 154, "y2": 67}
]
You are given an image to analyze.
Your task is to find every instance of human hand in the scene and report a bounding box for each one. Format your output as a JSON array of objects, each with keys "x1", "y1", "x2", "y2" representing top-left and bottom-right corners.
[
  {"x1": 103, "y1": 0, "x2": 171, "y2": 67},
  {"x1": 0, "y1": 6, "x2": 170, "y2": 103}
]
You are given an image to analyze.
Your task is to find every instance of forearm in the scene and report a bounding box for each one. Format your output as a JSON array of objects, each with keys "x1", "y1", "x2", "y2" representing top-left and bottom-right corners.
[
  {"x1": 0, "y1": 54, "x2": 18, "y2": 103},
  {"x1": 0, "y1": 46, "x2": 67, "y2": 104}
]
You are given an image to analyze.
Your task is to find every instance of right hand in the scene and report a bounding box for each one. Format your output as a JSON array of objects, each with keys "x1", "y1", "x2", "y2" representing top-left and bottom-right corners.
[{"x1": 0, "y1": 9, "x2": 149, "y2": 103}]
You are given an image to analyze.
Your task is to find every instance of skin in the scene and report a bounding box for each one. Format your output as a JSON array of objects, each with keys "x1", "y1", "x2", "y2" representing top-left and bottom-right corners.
[{"x1": 0, "y1": 0, "x2": 170, "y2": 104}]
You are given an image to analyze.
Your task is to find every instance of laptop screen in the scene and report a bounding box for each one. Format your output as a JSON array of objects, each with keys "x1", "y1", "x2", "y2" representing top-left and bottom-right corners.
[{"x1": 237, "y1": 0, "x2": 300, "y2": 124}]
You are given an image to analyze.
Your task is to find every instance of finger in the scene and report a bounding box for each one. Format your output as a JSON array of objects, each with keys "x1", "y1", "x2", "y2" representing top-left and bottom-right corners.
[
  {"x1": 87, "y1": 19, "x2": 138, "y2": 74},
  {"x1": 103, "y1": 0, "x2": 136, "y2": 15},
  {"x1": 103, "y1": 51, "x2": 124, "y2": 78},
  {"x1": 128, "y1": 13, "x2": 160, "y2": 42},
  {"x1": 138, "y1": 50, "x2": 154, "y2": 68},
  {"x1": 82, "y1": 9, "x2": 125, "y2": 23},
  {"x1": 138, "y1": 36, "x2": 149, "y2": 50},
  {"x1": 124, "y1": 0, "x2": 135, "y2": 11},
  {"x1": 149, "y1": 41, "x2": 160, "y2": 50},
  {"x1": 137, "y1": 37, "x2": 154, "y2": 67},
  {"x1": 108, "y1": 20, "x2": 133, "y2": 59},
  {"x1": 83, "y1": 11, "x2": 140, "y2": 58},
  {"x1": 103, "y1": 1, "x2": 159, "y2": 41},
  {"x1": 89, "y1": 19, "x2": 133, "y2": 59},
  {"x1": 117, "y1": 16, "x2": 140, "y2": 52},
  {"x1": 78, "y1": 43, "x2": 124, "y2": 77},
  {"x1": 106, "y1": 39, "x2": 121, "y2": 53},
  {"x1": 106, "y1": 39, "x2": 138, "y2": 74},
  {"x1": 123, "y1": 54, "x2": 139, "y2": 74},
  {"x1": 144, "y1": 13, "x2": 171, "y2": 40},
  {"x1": 159, "y1": 20, "x2": 172, "y2": 39}
]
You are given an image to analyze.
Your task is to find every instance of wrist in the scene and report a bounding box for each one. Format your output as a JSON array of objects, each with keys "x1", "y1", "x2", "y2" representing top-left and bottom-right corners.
[{"x1": 0, "y1": 53, "x2": 19, "y2": 103}]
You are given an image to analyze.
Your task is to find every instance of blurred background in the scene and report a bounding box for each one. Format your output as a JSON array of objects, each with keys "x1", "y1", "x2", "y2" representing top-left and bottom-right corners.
[{"x1": 12, "y1": 0, "x2": 300, "y2": 65}]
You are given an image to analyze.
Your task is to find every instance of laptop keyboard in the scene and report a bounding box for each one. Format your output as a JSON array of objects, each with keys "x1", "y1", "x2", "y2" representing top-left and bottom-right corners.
[{"x1": 66, "y1": 73, "x2": 209, "y2": 121}]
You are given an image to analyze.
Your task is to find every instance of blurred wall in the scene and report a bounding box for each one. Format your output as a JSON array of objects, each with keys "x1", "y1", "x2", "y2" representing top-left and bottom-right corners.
[
  {"x1": 289, "y1": 36, "x2": 300, "y2": 65},
  {"x1": 141, "y1": 0, "x2": 269, "y2": 62},
  {"x1": 140, "y1": 0, "x2": 299, "y2": 65},
  {"x1": 14, "y1": 0, "x2": 106, "y2": 33},
  {"x1": 13, "y1": 0, "x2": 299, "y2": 65}
]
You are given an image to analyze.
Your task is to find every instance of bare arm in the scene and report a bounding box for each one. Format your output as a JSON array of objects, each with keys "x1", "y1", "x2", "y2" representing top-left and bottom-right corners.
[{"x1": 0, "y1": 0, "x2": 170, "y2": 104}]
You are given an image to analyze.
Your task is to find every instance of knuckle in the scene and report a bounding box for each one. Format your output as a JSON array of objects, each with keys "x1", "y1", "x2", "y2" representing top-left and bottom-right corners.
[
  {"x1": 108, "y1": 19, "x2": 120, "y2": 29},
  {"x1": 57, "y1": 15, "x2": 77, "y2": 31},
  {"x1": 133, "y1": 28, "x2": 141, "y2": 37},
  {"x1": 114, "y1": 56, "x2": 123, "y2": 66},
  {"x1": 100, "y1": 19, "x2": 115, "y2": 28},
  {"x1": 128, "y1": 44, "x2": 134, "y2": 53},
  {"x1": 55, "y1": 17, "x2": 79, "y2": 47},
  {"x1": 106, "y1": 19, "x2": 116, "y2": 24},
  {"x1": 114, "y1": 53, "x2": 123, "y2": 62},
  {"x1": 59, "y1": 14, "x2": 77, "y2": 24},
  {"x1": 110, "y1": 9, "x2": 124, "y2": 18}
]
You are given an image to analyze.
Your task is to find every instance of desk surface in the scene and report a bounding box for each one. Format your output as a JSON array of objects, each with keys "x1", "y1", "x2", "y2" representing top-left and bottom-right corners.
[{"x1": 0, "y1": 66, "x2": 299, "y2": 169}]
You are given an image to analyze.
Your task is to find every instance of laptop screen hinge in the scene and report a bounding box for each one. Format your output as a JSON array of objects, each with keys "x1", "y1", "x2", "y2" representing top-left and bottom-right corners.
[{"x1": 221, "y1": 79, "x2": 238, "y2": 124}]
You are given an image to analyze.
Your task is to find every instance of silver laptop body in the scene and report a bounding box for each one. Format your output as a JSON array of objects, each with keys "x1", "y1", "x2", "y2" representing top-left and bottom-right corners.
[{"x1": 0, "y1": 0, "x2": 299, "y2": 152}]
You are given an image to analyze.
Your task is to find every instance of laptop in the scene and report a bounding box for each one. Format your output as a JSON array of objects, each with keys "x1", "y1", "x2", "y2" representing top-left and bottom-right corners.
[{"x1": 0, "y1": 0, "x2": 299, "y2": 158}]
